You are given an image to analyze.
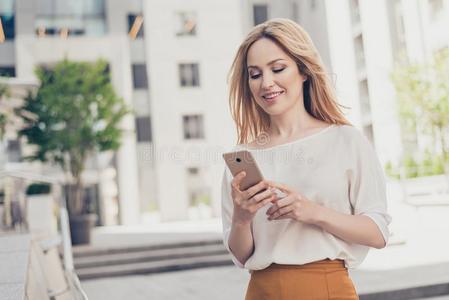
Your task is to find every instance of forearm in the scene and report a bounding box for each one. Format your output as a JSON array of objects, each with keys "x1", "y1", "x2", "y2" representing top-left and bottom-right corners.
[
  {"x1": 314, "y1": 206, "x2": 386, "y2": 249},
  {"x1": 228, "y1": 220, "x2": 254, "y2": 265}
]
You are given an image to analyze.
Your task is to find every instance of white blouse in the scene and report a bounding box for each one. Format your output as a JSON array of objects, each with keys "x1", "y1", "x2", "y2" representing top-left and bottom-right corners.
[{"x1": 221, "y1": 124, "x2": 392, "y2": 270}]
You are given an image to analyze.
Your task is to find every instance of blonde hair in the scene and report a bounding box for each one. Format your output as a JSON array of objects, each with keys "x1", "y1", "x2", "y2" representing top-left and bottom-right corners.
[{"x1": 228, "y1": 18, "x2": 351, "y2": 144}]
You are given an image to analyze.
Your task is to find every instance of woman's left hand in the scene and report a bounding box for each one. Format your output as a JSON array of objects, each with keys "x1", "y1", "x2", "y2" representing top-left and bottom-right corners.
[{"x1": 266, "y1": 181, "x2": 323, "y2": 225}]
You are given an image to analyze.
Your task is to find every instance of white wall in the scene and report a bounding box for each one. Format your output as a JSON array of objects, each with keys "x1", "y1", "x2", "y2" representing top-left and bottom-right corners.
[
  {"x1": 324, "y1": 0, "x2": 362, "y2": 127},
  {"x1": 358, "y1": 0, "x2": 403, "y2": 164},
  {"x1": 144, "y1": 0, "x2": 241, "y2": 221}
]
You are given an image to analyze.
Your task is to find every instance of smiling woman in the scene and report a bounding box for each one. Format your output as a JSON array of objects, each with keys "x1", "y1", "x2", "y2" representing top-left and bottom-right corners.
[{"x1": 222, "y1": 18, "x2": 391, "y2": 300}]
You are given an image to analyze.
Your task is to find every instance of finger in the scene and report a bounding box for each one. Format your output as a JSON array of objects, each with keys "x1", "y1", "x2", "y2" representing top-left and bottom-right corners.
[
  {"x1": 266, "y1": 196, "x2": 295, "y2": 215},
  {"x1": 243, "y1": 180, "x2": 270, "y2": 199},
  {"x1": 249, "y1": 187, "x2": 275, "y2": 204},
  {"x1": 268, "y1": 205, "x2": 294, "y2": 220},
  {"x1": 273, "y1": 212, "x2": 295, "y2": 220},
  {"x1": 265, "y1": 181, "x2": 294, "y2": 194},
  {"x1": 231, "y1": 171, "x2": 246, "y2": 191},
  {"x1": 255, "y1": 196, "x2": 276, "y2": 211}
]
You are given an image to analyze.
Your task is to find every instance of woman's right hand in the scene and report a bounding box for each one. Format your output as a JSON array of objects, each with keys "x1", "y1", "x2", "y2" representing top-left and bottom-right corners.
[{"x1": 230, "y1": 171, "x2": 278, "y2": 225}]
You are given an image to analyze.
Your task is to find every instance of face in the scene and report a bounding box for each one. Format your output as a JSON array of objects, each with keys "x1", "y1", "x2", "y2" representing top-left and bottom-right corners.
[{"x1": 246, "y1": 38, "x2": 306, "y2": 115}]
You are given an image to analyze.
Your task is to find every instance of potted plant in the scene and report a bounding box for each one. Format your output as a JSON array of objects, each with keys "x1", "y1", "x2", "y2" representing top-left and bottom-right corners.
[{"x1": 19, "y1": 59, "x2": 130, "y2": 244}]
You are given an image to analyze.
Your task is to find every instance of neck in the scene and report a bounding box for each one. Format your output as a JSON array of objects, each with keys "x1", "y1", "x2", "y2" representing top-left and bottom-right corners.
[{"x1": 268, "y1": 100, "x2": 318, "y2": 138}]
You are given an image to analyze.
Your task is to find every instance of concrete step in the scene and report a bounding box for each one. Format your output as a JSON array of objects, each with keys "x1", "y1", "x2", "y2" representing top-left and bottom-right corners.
[
  {"x1": 73, "y1": 239, "x2": 223, "y2": 257},
  {"x1": 74, "y1": 243, "x2": 228, "y2": 269},
  {"x1": 73, "y1": 239, "x2": 234, "y2": 280},
  {"x1": 76, "y1": 253, "x2": 233, "y2": 280}
]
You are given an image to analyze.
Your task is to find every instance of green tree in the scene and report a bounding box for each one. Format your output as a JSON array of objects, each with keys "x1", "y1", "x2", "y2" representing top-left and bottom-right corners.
[
  {"x1": 19, "y1": 59, "x2": 130, "y2": 216},
  {"x1": 392, "y1": 49, "x2": 449, "y2": 176},
  {"x1": 0, "y1": 82, "x2": 11, "y2": 139}
]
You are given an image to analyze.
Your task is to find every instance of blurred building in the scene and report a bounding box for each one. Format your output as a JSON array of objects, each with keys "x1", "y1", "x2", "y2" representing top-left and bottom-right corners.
[
  {"x1": 0, "y1": 0, "x2": 240, "y2": 224},
  {"x1": 1, "y1": 0, "x2": 448, "y2": 224},
  {"x1": 265, "y1": 0, "x2": 449, "y2": 165}
]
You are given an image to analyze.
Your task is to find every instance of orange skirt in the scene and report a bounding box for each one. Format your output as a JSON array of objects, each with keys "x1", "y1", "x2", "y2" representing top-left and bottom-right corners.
[{"x1": 245, "y1": 259, "x2": 359, "y2": 300}]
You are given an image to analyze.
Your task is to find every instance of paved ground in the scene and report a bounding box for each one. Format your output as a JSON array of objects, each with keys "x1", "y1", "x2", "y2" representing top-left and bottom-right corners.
[
  {"x1": 81, "y1": 181, "x2": 449, "y2": 299},
  {"x1": 81, "y1": 265, "x2": 449, "y2": 300}
]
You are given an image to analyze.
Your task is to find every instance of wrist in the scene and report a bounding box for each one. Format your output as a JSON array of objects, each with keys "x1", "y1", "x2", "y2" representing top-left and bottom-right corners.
[
  {"x1": 313, "y1": 204, "x2": 330, "y2": 227},
  {"x1": 232, "y1": 217, "x2": 252, "y2": 228}
]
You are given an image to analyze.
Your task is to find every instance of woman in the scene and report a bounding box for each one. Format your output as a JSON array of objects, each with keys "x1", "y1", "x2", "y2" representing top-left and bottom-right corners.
[{"x1": 221, "y1": 18, "x2": 391, "y2": 299}]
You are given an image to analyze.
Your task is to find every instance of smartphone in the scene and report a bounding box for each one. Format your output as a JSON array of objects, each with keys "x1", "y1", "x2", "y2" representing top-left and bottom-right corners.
[{"x1": 222, "y1": 150, "x2": 264, "y2": 191}]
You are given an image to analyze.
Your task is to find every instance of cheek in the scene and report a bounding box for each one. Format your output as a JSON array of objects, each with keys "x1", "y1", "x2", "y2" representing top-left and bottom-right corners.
[
  {"x1": 248, "y1": 80, "x2": 259, "y2": 98},
  {"x1": 283, "y1": 74, "x2": 303, "y2": 96}
]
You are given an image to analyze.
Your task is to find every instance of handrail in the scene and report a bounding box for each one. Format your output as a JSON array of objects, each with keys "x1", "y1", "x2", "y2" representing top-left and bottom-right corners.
[{"x1": 0, "y1": 170, "x2": 88, "y2": 299}]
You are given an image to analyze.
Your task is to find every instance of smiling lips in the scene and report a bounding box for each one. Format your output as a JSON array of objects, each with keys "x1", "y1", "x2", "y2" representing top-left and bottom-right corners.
[{"x1": 262, "y1": 91, "x2": 284, "y2": 102}]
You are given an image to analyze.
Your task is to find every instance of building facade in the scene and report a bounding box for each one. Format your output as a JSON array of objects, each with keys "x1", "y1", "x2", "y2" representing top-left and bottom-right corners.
[
  {"x1": 1, "y1": 0, "x2": 242, "y2": 224},
  {"x1": 1, "y1": 0, "x2": 448, "y2": 224}
]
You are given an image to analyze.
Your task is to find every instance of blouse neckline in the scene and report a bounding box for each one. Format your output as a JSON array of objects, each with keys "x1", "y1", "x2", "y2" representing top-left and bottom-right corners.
[{"x1": 239, "y1": 124, "x2": 338, "y2": 151}]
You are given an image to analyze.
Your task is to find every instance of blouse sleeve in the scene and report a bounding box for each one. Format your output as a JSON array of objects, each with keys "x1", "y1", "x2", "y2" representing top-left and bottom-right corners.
[
  {"x1": 347, "y1": 134, "x2": 392, "y2": 245},
  {"x1": 221, "y1": 167, "x2": 245, "y2": 268}
]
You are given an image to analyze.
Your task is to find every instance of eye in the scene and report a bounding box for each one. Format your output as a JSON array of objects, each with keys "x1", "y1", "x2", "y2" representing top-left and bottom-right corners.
[
  {"x1": 249, "y1": 73, "x2": 261, "y2": 79},
  {"x1": 273, "y1": 67, "x2": 285, "y2": 73}
]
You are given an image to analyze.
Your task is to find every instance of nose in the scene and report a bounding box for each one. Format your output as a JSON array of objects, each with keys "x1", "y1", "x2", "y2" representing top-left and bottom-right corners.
[{"x1": 261, "y1": 73, "x2": 275, "y2": 90}]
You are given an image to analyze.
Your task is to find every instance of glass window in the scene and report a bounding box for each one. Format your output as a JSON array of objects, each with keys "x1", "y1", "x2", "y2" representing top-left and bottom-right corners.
[
  {"x1": 135, "y1": 116, "x2": 152, "y2": 142},
  {"x1": 363, "y1": 124, "x2": 375, "y2": 146},
  {"x1": 253, "y1": 4, "x2": 268, "y2": 26},
  {"x1": 354, "y1": 34, "x2": 366, "y2": 67},
  {"x1": 132, "y1": 64, "x2": 148, "y2": 89},
  {"x1": 183, "y1": 115, "x2": 204, "y2": 140},
  {"x1": 7, "y1": 139, "x2": 21, "y2": 162},
  {"x1": 429, "y1": 0, "x2": 444, "y2": 19},
  {"x1": 349, "y1": 0, "x2": 361, "y2": 24},
  {"x1": 36, "y1": 0, "x2": 104, "y2": 16},
  {"x1": 179, "y1": 63, "x2": 200, "y2": 87},
  {"x1": 0, "y1": 14, "x2": 14, "y2": 41},
  {"x1": 35, "y1": 0, "x2": 105, "y2": 37},
  {"x1": 128, "y1": 14, "x2": 144, "y2": 39},
  {"x1": 175, "y1": 12, "x2": 197, "y2": 36},
  {"x1": 0, "y1": 66, "x2": 15, "y2": 77}
]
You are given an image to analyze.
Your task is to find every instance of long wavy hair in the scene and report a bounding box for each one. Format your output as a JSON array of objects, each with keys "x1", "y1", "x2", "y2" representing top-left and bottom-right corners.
[{"x1": 228, "y1": 18, "x2": 351, "y2": 145}]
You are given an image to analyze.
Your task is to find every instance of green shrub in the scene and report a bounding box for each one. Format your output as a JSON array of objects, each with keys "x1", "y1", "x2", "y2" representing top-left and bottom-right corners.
[{"x1": 26, "y1": 183, "x2": 51, "y2": 195}]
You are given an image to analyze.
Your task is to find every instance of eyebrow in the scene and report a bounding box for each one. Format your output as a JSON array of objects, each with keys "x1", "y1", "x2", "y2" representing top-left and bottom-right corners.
[{"x1": 247, "y1": 58, "x2": 286, "y2": 69}]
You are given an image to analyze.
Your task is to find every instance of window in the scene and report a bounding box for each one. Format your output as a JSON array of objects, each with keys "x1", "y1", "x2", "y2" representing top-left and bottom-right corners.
[
  {"x1": 175, "y1": 12, "x2": 197, "y2": 36},
  {"x1": 187, "y1": 167, "x2": 199, "y2": 175},
  {"x1": 354, "y1": 34, "x2": 366, "y2": 67},
  {"x1": 183, "y1": 115, "x2": 204, "y2": 140},
  {"x1": 0, "y1": 66, "x2": 15, "y2": 77},
  {"x1": 349, "y1": 0, "x2": 361, "y2": 24},
  {"x1": 429, "y1": 0, "x2": 444, "y2": 19},
  {"x1": 179, "y1": 63, "x2": 200, "y2": 87},
  {"x1": 34, "y1": 0, "x2": 106, "y2": 37},
  {"x1": 128, "y1": 14, "x2": 144, "y2": 39},
  {"x1": 363, "y1": 124, "x2": 375, "y2": 146},
  {"x1": 132, "y1": 64, "x2": 148, "y2": 89},
  {"x1": 253, "y1": 4, "x2": 268, "y2": 26},
  {"x1": 135, "y1": 116, "x2": 152, "y2": 142},
  {"x1": 7, "y1": 139, "x2": 21, "y2": 162},
  {"x1": 0, "y1": 14, "x2": 14, "y2": 41}
]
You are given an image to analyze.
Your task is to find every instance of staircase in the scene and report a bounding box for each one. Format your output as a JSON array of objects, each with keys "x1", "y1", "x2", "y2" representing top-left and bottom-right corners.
[{"x1": 73, "y1": 239, "x2": 233, "y2": 280}]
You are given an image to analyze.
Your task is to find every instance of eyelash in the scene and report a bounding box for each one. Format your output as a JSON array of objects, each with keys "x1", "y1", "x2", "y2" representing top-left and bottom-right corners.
[{"x1": 250, "y1": 68, "x2": 285, "y2": 79}]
